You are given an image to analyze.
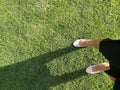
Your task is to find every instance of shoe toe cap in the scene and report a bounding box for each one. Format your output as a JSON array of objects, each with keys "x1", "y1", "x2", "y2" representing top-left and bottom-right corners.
[{"x1": 73, "y1": 40, "x2": 81, "y2": 47}]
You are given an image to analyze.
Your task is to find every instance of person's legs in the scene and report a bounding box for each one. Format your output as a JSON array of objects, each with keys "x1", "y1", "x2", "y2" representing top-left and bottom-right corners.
[
  {"x1": 76, "y1": 39, "x2": 102, "y2": 49},
  {"x1": 109, "y1": 75, "x2": 116, "y2": 81},
  {"x1": 86, "y1": 62, "x2": 116, "y2": 81},
  {"x1": 87, "y1": 63, "x2": 110, "y2": 73},
  {"x1": 73, "y1": 39, "x2": 116, "y2": 81}
]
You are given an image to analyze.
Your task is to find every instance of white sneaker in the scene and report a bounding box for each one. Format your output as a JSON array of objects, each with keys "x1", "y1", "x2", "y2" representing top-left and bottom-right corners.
[
  {"x1": 86, "y1": 62, "x2": 109, "y2": 74},
  {"x1": 73, "y1": 39, "x2": 86, "y2": 47}
]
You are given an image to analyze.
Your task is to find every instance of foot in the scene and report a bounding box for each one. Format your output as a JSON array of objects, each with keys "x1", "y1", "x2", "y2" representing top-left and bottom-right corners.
[
  {"x1": 86, "y1": 62, "x2": 110, "y2": 74},
  {"x1": 73, "y1": 39, "x2": 90, "y2": 47}
]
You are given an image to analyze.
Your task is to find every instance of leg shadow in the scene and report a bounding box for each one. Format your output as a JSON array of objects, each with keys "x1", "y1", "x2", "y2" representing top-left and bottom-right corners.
[{"x1": 0, "y1": 46, "x2": 86, "y2": 90}]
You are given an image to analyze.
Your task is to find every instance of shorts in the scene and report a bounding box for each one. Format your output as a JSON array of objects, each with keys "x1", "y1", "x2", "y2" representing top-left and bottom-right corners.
[{"x1": 99, "y1": 38, "x2": 120, "y2": 90}]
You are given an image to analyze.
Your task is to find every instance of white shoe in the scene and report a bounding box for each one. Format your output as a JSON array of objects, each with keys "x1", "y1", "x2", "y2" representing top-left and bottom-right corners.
[
  {"x1": 73, "y1": 39, "x2": 86, "y2": 47},
  {"x1": 86, "y1": 62, "x2": 109, "y2": 74}
]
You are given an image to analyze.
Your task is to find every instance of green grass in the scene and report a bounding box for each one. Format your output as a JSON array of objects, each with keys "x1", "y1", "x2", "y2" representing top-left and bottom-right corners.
[{"x1": 0, "y1": 0, "x2": 120, "y2": 90}]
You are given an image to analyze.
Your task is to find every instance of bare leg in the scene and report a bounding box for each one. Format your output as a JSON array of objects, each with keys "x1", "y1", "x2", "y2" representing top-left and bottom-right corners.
[
  {"x1": 80, "y1": 39, "x2": 116, "y2": 81},
  {"x1": 78, "y1": 39, "x2": 102, "y2": 49},
  {"x1": 108, "y1": 75, "x2": 116, "y2": 82},
  {"x1": 90, "y1": 63, "x2": 116, "y2": 81},
  {"x1": 91, "y1": 63, "x2": 110, "y2": 72}
]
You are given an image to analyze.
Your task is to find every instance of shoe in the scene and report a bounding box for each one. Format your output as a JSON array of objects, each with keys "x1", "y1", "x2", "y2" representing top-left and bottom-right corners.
[
  {"x1": 73, "y1": 39, "x2": 86, "y2": 47},
  {"x1": 86, "y1": 62, "x2": 109, "y2": 74}
]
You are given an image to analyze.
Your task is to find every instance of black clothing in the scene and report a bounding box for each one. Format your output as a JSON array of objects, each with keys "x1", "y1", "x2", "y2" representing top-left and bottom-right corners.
[{"x1": 99, "y1": 38, "x2": 120, "y2": 90}]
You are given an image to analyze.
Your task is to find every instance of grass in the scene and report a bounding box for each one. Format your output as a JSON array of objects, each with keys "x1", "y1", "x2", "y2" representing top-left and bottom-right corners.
[{"x1": 0, "y1": 0, "x2": 120, "y2": 90}]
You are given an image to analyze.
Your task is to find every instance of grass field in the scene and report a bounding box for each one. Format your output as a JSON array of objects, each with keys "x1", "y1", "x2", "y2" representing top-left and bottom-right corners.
[{"x1": 0, "y1": 0, "x2": 120, "y2": 90}]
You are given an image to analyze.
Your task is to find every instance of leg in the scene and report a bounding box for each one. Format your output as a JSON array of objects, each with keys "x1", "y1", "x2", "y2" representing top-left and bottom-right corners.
[
  {"x1": 78, "y1": 39, "x2": 102, "y2": 49},
  {"x1": 73, "y1": 39, "x2": 116, "y2": 81},
  {"x1": 86, "y1": 63, "x2": 110, "y2": 74},
  {"x1": 108, "y1": 75, "x2": 116, "y2": 82},
  {"x1": 86, "y1": 63, "x2": 116, "y2": 81},
  {"x1": 90, "y1": 63, "x2": 110, "y2": 72}
]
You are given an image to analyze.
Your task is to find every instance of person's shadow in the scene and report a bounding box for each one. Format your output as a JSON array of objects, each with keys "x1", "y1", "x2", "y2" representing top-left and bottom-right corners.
[{"x1": 0, "y1": 46, "x2": 86, "y2": 90}]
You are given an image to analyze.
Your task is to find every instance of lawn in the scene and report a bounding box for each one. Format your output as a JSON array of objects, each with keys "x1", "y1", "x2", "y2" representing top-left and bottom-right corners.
[{"x1": 0, "y1": 0, "x2": 120, "y2": 90}]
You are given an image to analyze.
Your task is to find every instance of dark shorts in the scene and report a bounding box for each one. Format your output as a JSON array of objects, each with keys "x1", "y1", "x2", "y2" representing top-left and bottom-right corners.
[{"x1": 99, "y1": 38, "x2": 120, "y2": 90}]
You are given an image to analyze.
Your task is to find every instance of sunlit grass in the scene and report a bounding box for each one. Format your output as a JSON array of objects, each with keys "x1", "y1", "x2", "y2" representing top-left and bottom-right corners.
[{"x1": 0, "y1": 0, "x2": 120, "y2": 90}]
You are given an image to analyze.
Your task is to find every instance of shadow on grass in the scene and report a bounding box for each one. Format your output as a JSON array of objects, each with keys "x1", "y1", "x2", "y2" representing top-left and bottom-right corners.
[{"x1": 0, "y1": 46, "x2": 86, "y2": 90}]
